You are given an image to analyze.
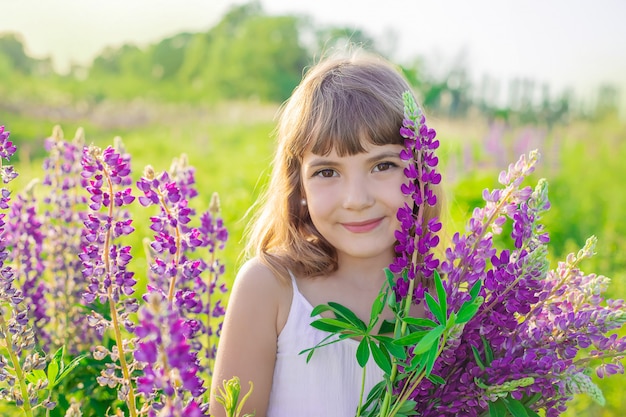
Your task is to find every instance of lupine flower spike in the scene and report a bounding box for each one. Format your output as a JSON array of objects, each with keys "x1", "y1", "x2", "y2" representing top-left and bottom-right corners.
[
  {"x1": 0, "y1": 126, "x2": 54, "y2": 415},
  {"x1": 135, "y1": 156, "x2": 228, "y2": 414},
  {"x1": 80, "y1": 140, "x2": 140, "y2": 417}
]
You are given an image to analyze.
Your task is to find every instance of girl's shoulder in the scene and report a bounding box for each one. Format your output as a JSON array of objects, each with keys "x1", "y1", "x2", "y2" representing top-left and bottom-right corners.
[
  {"x1": 231, "y1": 257, "x2": 293, "y2": 330},
  {"x1": 235, "y1": 257, "x2": 291, "y2": 291}
]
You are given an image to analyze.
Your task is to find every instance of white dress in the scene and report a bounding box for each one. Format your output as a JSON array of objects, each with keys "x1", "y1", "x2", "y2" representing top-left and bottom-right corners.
[{"x1": 266, "y1": 272, "x2": 385, "y2": 417}]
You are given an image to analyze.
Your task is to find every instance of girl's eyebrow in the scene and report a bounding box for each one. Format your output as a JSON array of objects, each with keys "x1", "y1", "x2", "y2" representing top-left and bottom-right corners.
[
  {"x1": 304, "y1": 158, "x2": 340, "y2": 170},
  {"x1": 306, "y1": 150, "x2": 401, "y2": 169},
  {"x1": 366, "y1": 150, "x2": 402, "y2": 163}
]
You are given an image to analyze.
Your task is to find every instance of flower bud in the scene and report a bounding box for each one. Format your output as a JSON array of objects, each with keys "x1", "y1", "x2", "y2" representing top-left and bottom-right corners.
[
  {"x1": 209, "y1": 192, "x2": 221, "y2": 215},
  {"x1": 93, "y1": 345, "x2": 109, "y2": 361},
  {"x1": 143, "y1": 165, "x2": 156, "y2": 180},
  {"x1": 51, "y1": 125, "x2": 64, "y2": 142}
]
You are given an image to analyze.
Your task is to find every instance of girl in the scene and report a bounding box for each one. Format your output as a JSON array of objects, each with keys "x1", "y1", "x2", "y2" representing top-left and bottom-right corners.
[{"x1": 209, "y1": 51, "x2": 441, "y2": 417}]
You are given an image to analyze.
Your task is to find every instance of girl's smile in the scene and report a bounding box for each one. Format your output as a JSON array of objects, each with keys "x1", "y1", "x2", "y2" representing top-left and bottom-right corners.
[{"x1": 340, "y1": 217, "x2": 384, "y2": 233}]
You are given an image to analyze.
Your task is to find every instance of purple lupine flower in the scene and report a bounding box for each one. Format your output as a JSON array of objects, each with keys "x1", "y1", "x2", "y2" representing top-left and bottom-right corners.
[
  {"x1": 134, "y1": 291, "x2": 208, "y2": 416},
  {"x1": 390, "y1": 91, "x2": 441, "y2": 303},
  {"x1": 81, "y1": 144, "x2": 136, "y2": 305},
  {"x1": 5, "y1": 182, "x2": 49, "y2": 344},
  {"x1": 0, "y1": 125, "x2": 17, "y2": 161},
  {"x1": 0, "y1": 125, "x2": 18, "y2": 190},
  {"x1": 137, "y1": 161, "x2": 229, "y2": 378},
  {"x1": 0, "y1": 126, "x2": 53, "y2": 412},
  {"x1": 80, "y1": 141, "x2": 141, "y2": 416}
]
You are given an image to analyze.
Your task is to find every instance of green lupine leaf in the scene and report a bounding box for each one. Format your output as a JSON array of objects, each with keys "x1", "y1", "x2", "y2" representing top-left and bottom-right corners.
[
  {"x1": 472, "y1": 346, "x2": 486, "y2": 371},
  {"x1": 369, "y1": 339, "x2": 392, "y2": 374},
  {"x1": 456, "y1": 299, "x2": 480, "y2": 324},
  {"x1": 387, "y1": 289, "x2": 399, "y2": 313},
  {"x1": 379, "y1": 319, "x2": 396, "y2": 335},
  {"x1": 311, "y1": 304, "x2": 333, "y2": 317},
  {"x1": 424, "y1": 292, "x2": 445, "y2": 324},
  {"x1": 327, "y1": 301, "x2": 368, "y2": 331},
  {"x1": 524, "y1": 393, "x2": 541, "y2": 407},
  {"x1": 55, "y1": 354, "x2": 87, "y2": 385},
  {"x1": 488, "y1": 399, "x2": 507, "y2": 417},
  {"x1": 426, "y1": 373, "x2": 446, "y2": 385},
  {"x1": 424, "y1": 340, "x2": 439, "y2": 377},
  {"x1": 523, "y1": 405, "x2": 541, "y2": 417},
  {"x1": 396, "y1": 399, "x2": 418, "y2": 414},
  {"x1": 47, "y1": 359, "x2": 60, "y2": 387},
  {"x1": 446, "y1": 311, "x2": 457, "y2": 328},
  {"x1": 376, "y1": 335, "x2": 407, "y2": 360},
  {"x1": 398, "y1": 400, "x2": 417, "y2": 414},
  {"x1": 469, "y1": 279, "x2": 482, "y2": 300},
  {"x1": 412, "y1": 324, "x2": 444, "y2": 355},
  {"x1": 393, "y1": 329, "x2": 430, "y2": 346},
  {"x1": 25, "y1": 369, "x2": 46, "y2": 384},
  {"x1": 311, "y1": 317, "x2": 359, "y2": 332},
  {"x1": 384, "y1": 267, "x2": 396, "y2": 287},
  {"x1": 369, "y1": 287, "x2": 387, "y2": 327},
  {"x1": 402, "y1": 317, "x2": 438, "y2": 328},
  {"x1": 300, "y1": 334, "x2": 338, "y2": 362},
  {"x1": 482, "y1": 336, "x2": 494, "y2": 364},
  {"x1": 407, "y1": 354, "x2": 427, "y2": 374},
  {"x1": 503, "y1": 397, "x2": 529, "y2": 417},
  {"x1": 53, "y1": 346, "x2": 65, "y2": 364},
  {"x1": 356, "y1": 338, "x2": 370, "y2": 367},
  {"x1": 433, "y1": 270, "x2": 447, "y2": 323}
]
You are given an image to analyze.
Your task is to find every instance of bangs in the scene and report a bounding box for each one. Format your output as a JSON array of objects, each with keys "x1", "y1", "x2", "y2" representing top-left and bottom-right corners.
[{"x1": 306, "y1": 85, "x2": 405, "y2": 157}]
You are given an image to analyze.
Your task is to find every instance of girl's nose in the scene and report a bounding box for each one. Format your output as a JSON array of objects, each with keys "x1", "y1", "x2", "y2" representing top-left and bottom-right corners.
[{"x1": 342, "y1": 176, "x2": 374, "y2": 210}]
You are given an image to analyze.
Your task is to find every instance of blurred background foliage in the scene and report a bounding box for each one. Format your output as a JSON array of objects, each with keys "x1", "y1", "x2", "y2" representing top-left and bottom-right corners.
[{"x1": 1, "y1": 1, "x2": 624, "y2": 416}]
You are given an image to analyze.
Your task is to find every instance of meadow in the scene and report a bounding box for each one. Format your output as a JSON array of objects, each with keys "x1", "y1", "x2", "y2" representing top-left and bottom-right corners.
[{"x1": 1, "y1": 96, "x2": 625, "y2": 415}]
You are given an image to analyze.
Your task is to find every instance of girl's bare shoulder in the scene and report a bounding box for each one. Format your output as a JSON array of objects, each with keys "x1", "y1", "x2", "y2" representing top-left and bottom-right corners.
[
  {"x1": 230, "y1": 258, "x2": 293, "y2": 324},
  {"x1": 234, "y1": 257, "x2": 290, "y2": 292}
]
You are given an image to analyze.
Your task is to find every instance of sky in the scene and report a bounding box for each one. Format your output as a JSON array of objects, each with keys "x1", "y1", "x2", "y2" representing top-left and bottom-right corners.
[{"x1": 2, "y1": 0, "x2": 626, "y2": 113}]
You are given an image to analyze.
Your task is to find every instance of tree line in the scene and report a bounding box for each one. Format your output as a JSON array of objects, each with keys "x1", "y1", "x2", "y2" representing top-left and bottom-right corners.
[{"x1": 0, "y1": 1, "x2": 621, "y2": 125}]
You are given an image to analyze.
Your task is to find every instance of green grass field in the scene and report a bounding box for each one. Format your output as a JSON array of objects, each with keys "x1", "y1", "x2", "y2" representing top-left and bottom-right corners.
[{"x1": 2, "y1": 100, "x2": 625, "y2": 416}]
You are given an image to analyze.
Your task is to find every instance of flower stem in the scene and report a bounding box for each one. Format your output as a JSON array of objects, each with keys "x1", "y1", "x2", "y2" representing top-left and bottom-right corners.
[
  {"x1": 355, "y1": 365, "x2": 366, "y2": 417},
  {"x1": 102, "y1": 172, "x2": 138, "y2": 417},
  {"x1": 379, "y1": 257, "x2": 418, "y2": 416},
  {"x1": 387, "y1": 336, "x2": 446, "y2": 417},
  {"x1": 107, "y1": 289, "x2": 138, "y2": 417},
  {"x1": 573, "y1": 351, "x2": 624, "y2": 367},
  {"x1": 207, "y1": 247, "x2": 217, "y2": 372},
  {"x1": 154, "y1": 188, "x2": 182, "y2": 303}
]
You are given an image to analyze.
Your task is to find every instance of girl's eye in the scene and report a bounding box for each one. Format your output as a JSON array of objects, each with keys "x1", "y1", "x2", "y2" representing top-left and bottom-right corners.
[
  {"x1": 373, "y1": 162, "x2": 396, "y2": 172},
  {"x1": 314, "y1": 169, "x2": 337, "y2": 178}
]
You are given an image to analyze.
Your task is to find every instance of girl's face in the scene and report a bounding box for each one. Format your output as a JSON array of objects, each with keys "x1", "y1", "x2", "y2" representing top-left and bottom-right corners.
[{"x1": 301, "y1": 142, "x2": 409, "y2": 265}]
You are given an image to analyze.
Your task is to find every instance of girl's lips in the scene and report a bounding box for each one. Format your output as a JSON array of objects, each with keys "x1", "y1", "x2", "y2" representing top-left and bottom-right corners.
[{"x1": 341, "y1": 218, "x2": 383, "y2": 233}]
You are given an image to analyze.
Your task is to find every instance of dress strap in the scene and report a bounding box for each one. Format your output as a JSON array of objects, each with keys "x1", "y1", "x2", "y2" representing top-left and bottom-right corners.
[{"x1": 286, "y1": 270, "x2": 316, "y2": 317}]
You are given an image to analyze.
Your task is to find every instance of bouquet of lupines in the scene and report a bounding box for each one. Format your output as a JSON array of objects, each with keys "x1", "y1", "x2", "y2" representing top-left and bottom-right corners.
[{"x1": 304, "y1": 93, "x2": 626, "y2": 417}]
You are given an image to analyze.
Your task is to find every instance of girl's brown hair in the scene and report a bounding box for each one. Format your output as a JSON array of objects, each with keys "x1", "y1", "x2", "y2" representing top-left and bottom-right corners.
[{"x1": 245, "y1": 51, "x2": 441, "y2": 281}]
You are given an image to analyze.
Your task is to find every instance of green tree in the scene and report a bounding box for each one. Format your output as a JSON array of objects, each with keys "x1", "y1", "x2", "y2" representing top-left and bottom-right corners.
[
  {"x1": 202, "y1": 2, "x2": 308, "y2": 101},
  {"x1": 149, "y1": 33, "x2": 194, "y2": 79},
  {"x1": 0, "y1": 33, "x2": 35, "y2": 74}
]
